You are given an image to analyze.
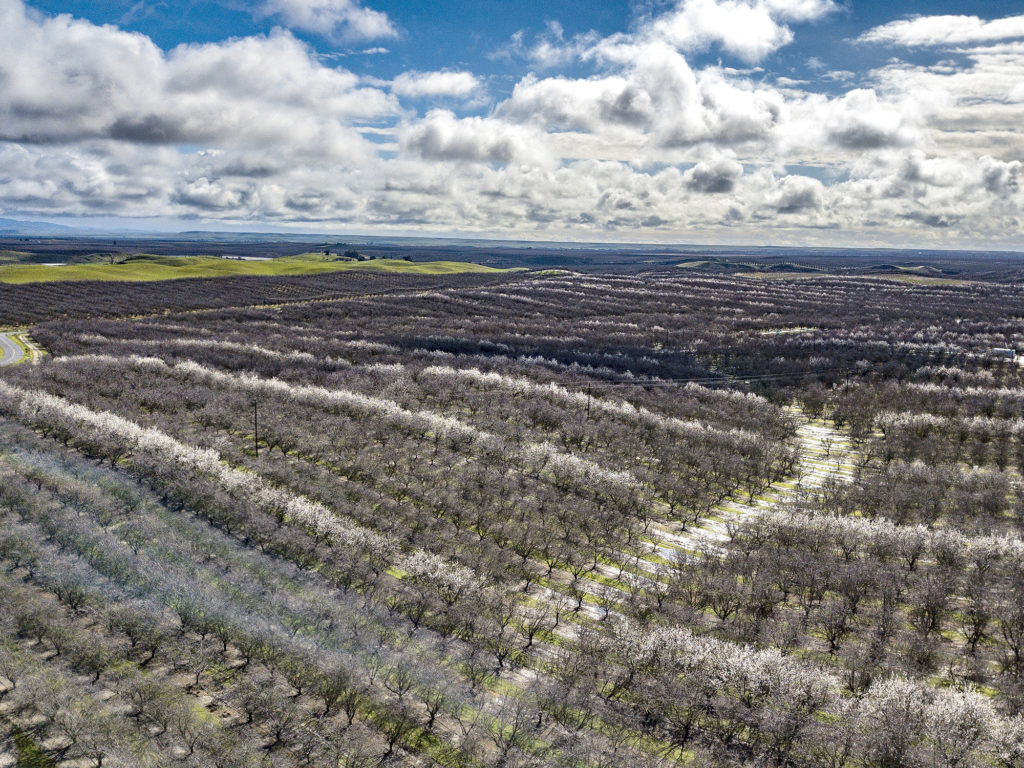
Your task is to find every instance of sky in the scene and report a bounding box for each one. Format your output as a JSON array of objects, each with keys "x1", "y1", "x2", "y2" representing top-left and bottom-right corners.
[{"x1": 1, "y1": 0, "x2": 1023, "y2": 248}]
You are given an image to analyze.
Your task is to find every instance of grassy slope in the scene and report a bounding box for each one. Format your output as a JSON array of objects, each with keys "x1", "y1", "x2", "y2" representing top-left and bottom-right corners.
[
  {"x1": 0, "y1": 255, "x2": 508, "y2": 284},
  {"x1": 0, "y1": 250, "x2": 33, "y2": 263}
]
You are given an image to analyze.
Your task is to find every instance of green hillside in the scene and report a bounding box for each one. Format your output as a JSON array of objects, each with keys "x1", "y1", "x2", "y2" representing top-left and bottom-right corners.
[{"x1": 0, "y1": 254, "x2": 508, "y2": 284}]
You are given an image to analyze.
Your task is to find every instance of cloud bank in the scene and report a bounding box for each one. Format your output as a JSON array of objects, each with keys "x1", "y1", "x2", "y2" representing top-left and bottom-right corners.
[{"x1": 0, "y1": 0, "x2": 1022, "y2": 248}]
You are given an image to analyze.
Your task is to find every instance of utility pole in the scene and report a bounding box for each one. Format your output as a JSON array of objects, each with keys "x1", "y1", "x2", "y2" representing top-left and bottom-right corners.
[{"x1": 253, "y1": 401, "x2": 259, "y2": 458}]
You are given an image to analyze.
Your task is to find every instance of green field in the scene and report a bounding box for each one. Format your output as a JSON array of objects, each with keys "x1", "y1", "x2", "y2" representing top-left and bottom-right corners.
[
  {"x1": 0, "y1": 250, "x2": 33, "y2": 263},
  {"x1": 0, "y1": 254, "x2": 509, "y2": 284}
]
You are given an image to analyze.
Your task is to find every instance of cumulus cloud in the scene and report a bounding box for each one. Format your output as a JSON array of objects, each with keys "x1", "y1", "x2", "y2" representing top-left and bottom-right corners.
[
  {"x1": 258, "y1": 0, "x2": 397, "y2": 42},
  {"x1": 684, "y1": 155, "x2": 744, "y2": 192},
  {"x1": 0, "y1": 0, "x2": 1022, "y2": 247},
  {"x1": 400, "y1": 110, "x2": 549, "y2": 165},
  {"x1": 0, "y1": 141, "x2": 184, "y2": 216},
  {"x1": 0, "y1": 1, "x2": 397, "y2": 155},
  {"x1": 501, "y1": 72, "x2": 654, "y2": 132},
  {"x1": 657, "y1": 66, "x2": 785, "y2": 147},
  {"x1": 980, "y1": 156, "x2": 1021, "y2": 196},
  {"x1": 822, "y1": 89, "x2": 919, "y2": 149},
  {"x1": 770, "y1": 174, "x2": 823, "y2": 212},
  {"x1": 172, "y1": 177, "x2": 248, "y2": 210},
  {"x1": 858, "y1": 14, "x2": 1024, "y2": 47},
  {"x1": 501, "y1": 43, "x2": 785, "y2": 150},
  {"x1": 503, "y1": 0, "x2": 836, "y2": 70},
  {"x1": 391, "y1": 70, "x2": 482, "y2": 99},
  {"x1": 862, "y1": 42, "x2": 1024, "y2": 162},
  {"x1": 646, "y1": 0, "x2": 836, "y2": 63}
]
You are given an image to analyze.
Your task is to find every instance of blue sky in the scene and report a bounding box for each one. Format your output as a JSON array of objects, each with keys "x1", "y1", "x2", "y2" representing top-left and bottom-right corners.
[
  {"x1": 2, "y1": 0, "x2": 1023, "y2": 247},
  {"x1": 25, "y1": 0, "x2": 1014, "y2": 97}
]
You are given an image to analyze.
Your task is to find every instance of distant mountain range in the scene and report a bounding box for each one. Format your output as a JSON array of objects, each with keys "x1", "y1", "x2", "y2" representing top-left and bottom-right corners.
[
  {"x1": 1, "y1": 218, "x2": 1022, "y2": 262},
  {"x1": 0, "y1": 217, "x2": 174, "y2": 237},
  {"x1": 0, "y1": 217, "x2": 82, "y2": 236}
]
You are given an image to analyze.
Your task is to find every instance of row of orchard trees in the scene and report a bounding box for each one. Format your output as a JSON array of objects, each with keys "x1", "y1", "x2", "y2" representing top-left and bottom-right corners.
[
  {"x1": 671, "y1": 501, "x2": 1024, "y2": 697},
  {"x1": 35, "y1": 270, "x2": 1023, "y2": 403},
  {"x1": 600, "y1": 619, "x2": 1015, "y2": 768},
  {"x1": 0, "y1": 267, "x2": 1020, "y2": 766},
  {"x1": 1, "y1": 368, "x2": 1023, "y2": 766},
  {"x1": 0, "y1": 417, "x2": 610, "y2": 767},
  {"x1": 0, "y1": 268, "x2": 509, "y2": 325},
  {"x1": 2, "y1": 419, "x2": 1020, "y2": 767},
  {"x1": 6, "y1": 350, "x2": 797, "y2": 595}
]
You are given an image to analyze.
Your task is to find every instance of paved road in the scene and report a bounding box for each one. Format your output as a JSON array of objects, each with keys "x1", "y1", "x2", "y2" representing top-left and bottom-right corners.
[{"x1": 0, "y1": 332, "x2": 25, "y2": 367}]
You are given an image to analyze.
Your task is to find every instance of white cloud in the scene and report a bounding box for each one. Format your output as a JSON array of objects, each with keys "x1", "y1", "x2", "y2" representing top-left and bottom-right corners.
[
  {"x1": 501, "y1": 43, "x2": 785, "y2": 149},
  {"x1": 502, "y1": 0, "x2": 836, "y2": 70},
  {"x1": 527, "y1": 21, "x2": 601, "y2": 68},
  {"x1": 683, "y1": 154, "x2": 744, "y2": 192},
  {"x1": 769, "y1": 174, "x2": 823, "y2": 212},
  {"x1": 258, "y1": 0, "x2": 397, "y2": 41},
  {"x1": 488, "y1": 30, "x2": 525, "y2": 63},
  {"x1": 1, "y1": 0, "x2": 1023, "y2": 247},
  {"x1": 649, "y1": 0, "x2": 793, "y2": 63},
  {"x1": 172, "y1": 177, "x2": 247, "y2": 210},
  {"x1": 391, "y1": 70, "x2": 482, "y2": 99},
  {"x1": 821, "y1": 88, "x2": 919, "y2": 150},
  {"x1": 646, "y1": 0, "x2": 836, "y2": 63},
  {"x1": 764, "y1": 0, "x2": 835, "y2": 23},
  {"x1": 859, "y1": 14, "x2": 1024, "y2": 47},
  {"x1": 0, "y1": 2, "x2": 398, "y2": 152},
  {"x1": 399, "y1": 110, "x2": 550, "y2": 165},
  {"x1": 865, "y1": 43, "x2": 1024, "y2": 160},
  {"x1": 501, "y1": 72, "x2": 655, "y2": 132}
]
